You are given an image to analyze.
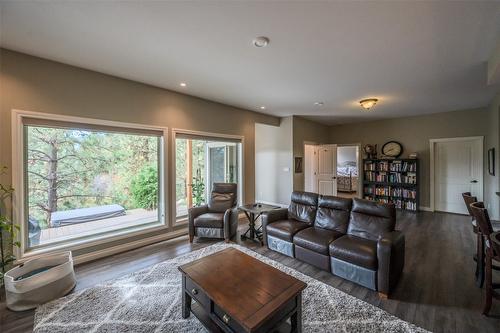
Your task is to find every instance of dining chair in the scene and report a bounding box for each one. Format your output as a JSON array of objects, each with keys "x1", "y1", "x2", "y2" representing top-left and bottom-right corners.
[{"x1": 462, "y1": 192, "x2": 483, "y2": 287}]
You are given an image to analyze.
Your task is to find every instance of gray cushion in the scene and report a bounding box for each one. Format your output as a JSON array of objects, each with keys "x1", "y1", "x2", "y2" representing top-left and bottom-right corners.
[{"x1": 208, "y1": 192, "x2": 235, "y2": 212}]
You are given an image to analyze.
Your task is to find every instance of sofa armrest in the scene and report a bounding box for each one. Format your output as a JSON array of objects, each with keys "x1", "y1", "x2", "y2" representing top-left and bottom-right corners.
[
  {"x1": 377, "y1": 231, "x2": 405, "y2": 296},
  {"x1": 188, "y1": 205, "x2": 209, "y2": 239},
  {"x1": 261, "y1": 208, "x2": 288, "y2": 246},
  {"x1": 224, "y1": 207, "x2": 239, "y2": 242}
]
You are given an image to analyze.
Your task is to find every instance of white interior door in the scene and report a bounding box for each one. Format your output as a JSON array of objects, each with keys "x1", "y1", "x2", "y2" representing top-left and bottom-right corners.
[
  {"x1": 317, "y1": 144, "x2": 337, "y2": 196},
  {"x1": 434, "y1": 137, "x2": 483, "y2": 214},
  {"x1": 304, "y1": 144, "x2": 318, "y2": 192}
]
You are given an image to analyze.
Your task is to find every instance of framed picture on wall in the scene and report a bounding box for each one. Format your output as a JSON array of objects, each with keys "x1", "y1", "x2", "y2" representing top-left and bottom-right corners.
[
  {"x1": 488, "y1": 148, "x2": 495, "y2": 176},
  {"x1": 294, "y1": 157, "x2": 303, "y2": 173}
]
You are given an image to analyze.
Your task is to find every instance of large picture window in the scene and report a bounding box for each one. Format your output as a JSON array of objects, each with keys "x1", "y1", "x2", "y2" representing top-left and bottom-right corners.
[{"x1": 21, "y1": 117, "x2": 165, "y2": 251}]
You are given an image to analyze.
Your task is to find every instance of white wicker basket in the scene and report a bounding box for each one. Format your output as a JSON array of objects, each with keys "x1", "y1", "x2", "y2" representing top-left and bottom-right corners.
[{"x1": 4, "y1": 251, "x2": 76, "y2": 311}]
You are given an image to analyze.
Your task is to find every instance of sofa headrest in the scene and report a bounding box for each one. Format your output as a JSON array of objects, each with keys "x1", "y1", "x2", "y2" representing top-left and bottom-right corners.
[
  {"x1": 351, "y1": 198, "x2": 395, "y2": 220},
  {"x1": 291, "y1": 191, "x2": 319, "y2": 206},
  {"x1": 288, "y1": 191, "x2": 318, "y2": 224},
  {"x1": 318, "y1": 195, "x2": 352, "y2": 211},
  {"x1": 315, "y1": 195, "x2": 352, "y2": 233},
  {"x1": 348, "y1": 198, "x2": 396, "y2": 241}
]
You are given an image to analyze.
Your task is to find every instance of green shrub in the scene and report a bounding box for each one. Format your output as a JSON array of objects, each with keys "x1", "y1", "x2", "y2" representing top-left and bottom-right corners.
[{"x1": 131, "y1": 165, "x2": 158, "y2": 210}]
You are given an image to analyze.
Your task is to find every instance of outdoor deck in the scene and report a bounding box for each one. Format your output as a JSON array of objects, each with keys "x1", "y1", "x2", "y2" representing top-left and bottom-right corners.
[{"x1": 39, "y1": 208, "x2": 158, "y2": 245}]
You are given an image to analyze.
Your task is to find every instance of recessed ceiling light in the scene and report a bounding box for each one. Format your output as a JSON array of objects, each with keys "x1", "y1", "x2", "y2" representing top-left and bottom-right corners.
[
  {"x1": 359, "y1": 98, "x2": 378, "y2": 110},
  {"x1": 180, "y1": 82, "x2": 187, "y2": 87},
  {"x1": 314, "y1": 102, "x2": 324, "y2": 106},
  {"x1": 253, "y1": 36, "x2": 270, "y2": 48},
  {"x1": 259, "y1": 106, "x2": 266, "y2": 110}
]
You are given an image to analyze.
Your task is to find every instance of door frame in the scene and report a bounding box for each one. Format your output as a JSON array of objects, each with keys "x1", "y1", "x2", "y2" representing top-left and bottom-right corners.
[
  {"x1": 429, "y1": 136, "x2": 484, "y2": 212},
  {"x1": 336, "y1": 143, "x2": 363, "y2": 198},
  {"x1": 171, "y1": 128, "x2": 244, "y2": 225}
]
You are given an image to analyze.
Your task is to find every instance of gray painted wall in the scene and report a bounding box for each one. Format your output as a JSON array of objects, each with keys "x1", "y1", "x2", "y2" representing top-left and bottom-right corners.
[
  {"x1": 329, "y1": 107, "x2": 499, "y2": 219},
  {"x1": 0, "y1": 49, "x2": 279, "y2": 256}
]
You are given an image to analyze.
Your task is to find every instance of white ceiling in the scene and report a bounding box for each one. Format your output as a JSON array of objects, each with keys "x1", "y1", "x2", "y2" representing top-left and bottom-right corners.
[{"x1": 1, "y1": 1, "x2": 500, "y2": 124}]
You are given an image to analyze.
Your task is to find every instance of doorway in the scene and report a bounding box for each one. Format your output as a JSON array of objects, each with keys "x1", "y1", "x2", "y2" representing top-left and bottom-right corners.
[
  {"x1": 304, "y1": 144, "x2": 361, "y2": 198},
  {"x1": 336, "y1": 145, "x2": 361, "y2": 199},
  {"x1": 430, "y1": 136, "x2": 483, "y2": 214}
]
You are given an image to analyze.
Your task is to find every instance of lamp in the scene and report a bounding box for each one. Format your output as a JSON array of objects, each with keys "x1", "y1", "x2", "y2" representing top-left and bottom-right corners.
[{"x1": 359, "y1": 98, "x2": 378, "y2": 110}]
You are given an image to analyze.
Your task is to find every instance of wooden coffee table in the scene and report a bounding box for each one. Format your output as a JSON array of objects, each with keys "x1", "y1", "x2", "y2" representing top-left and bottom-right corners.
[{"x1": 178, "y1": 248, "x2": 307, "y2": 333}]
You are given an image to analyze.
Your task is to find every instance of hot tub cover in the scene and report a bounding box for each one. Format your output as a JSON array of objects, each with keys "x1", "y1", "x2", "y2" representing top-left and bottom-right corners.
[{"x1": 50, "y1": 204, "x2": 126, "y2": 227}]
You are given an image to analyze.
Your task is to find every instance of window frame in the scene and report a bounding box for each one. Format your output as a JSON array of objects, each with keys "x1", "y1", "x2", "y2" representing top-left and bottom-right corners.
[
  {"x1": 12, "y1": 109, "x2": 169, "y2": 260},
  {"x1": 171, "y1": 128, "x2": 244, "y2": 225}
]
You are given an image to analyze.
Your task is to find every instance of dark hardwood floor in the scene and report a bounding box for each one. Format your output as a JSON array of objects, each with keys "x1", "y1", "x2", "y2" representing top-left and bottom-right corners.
[{"x1": 1, "y1": 211, "x2": 499, "y2": 332}]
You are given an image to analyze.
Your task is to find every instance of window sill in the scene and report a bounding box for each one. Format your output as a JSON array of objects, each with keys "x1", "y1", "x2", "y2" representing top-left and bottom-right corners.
[{"x1": 19, "y1": 221, "x2": 169, "y2": 263}]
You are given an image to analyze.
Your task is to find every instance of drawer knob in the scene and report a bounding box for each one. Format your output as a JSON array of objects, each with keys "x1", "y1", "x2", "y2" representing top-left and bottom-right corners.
[
  {"x1": 222, "y1": 314, "x2": 230, "y2": 324},
  {"x1": 191, "y1": 288, "x2": 198, "y2": 295}
]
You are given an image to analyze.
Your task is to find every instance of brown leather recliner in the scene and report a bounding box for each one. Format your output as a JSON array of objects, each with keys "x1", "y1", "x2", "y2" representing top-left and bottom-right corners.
[
  {"x1": 188, "y1": 183, "x2": 239, "y2": 243},
  {"x1": 262, "y1": 191, "x2": 405, "y2": 297}
]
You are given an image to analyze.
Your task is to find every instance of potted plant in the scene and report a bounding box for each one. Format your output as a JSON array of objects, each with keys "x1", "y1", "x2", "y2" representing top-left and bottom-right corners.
[{"x1": 0, "y1": 167, "x2": 19, "y2": 289}]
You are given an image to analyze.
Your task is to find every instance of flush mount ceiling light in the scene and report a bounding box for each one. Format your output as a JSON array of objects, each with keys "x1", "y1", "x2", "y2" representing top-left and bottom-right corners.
[
  {"x1": 259, "y1": 106, "x2": 266, "y2": 110},
  {"x1": 180, "y1": 82, "x2": 187, "y2": 87},
  {"x1": 314, "y1": 102, "x2": 324, "y2": 106},
  {"x1": 359, "y1": 98, "x2": 378, "y2": 110},
  {"x1": 253, "y1": 36, "x2": 270, "y2": 48}
]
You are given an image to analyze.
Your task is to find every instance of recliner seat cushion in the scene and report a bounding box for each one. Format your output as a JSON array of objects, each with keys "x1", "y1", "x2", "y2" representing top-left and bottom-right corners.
[
  {"x1": 193, "y1": 213, "x2": 224, "y2": 228},
  {"x1": 288, "y1": 191, "x2": 318, "y2": 224},
  {"x1": 315, "y1": 195, "x2": 352, "y2": 233},
  {"x1": 266, "y1": 219, "x2": 310, "y2": 242},
  {"x1": 329, "y1": 235, "x2": 378, "y2": 270},
  {"x1": 348, "y1": 198, "x2": 396, "y2": 241},
  {"x1": 293, "y1": 227, "x2": 343, "y2": 255}
]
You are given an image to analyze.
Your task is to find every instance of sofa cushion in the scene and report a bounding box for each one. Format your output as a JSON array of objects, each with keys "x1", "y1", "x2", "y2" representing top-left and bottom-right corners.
[
  {"x1": 288, "y1": 191, "x2": 319, "y2": 224},
  {"x1": 315, "y1": 195, "x2": 352, "y2": 233},
  {"x1": 266, "y1": 219, "x2": 310, "y2": 242},
  {"x1": 293, "y1": 227, "x2": 343, "y2": 255},
  {"x1": 194, "y1": 213, "x2": 224, "y2": 228},
  {"x1": 329, "y1": 235, "x2": 378, "y2": 270},
  {"x1": 347, "y1": 198, "x2": 396, "y2": 241}
]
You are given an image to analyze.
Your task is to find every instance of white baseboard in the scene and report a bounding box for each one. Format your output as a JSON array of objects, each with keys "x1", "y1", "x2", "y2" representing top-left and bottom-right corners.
[
  {"x1": 73, "y1": 229, "x2": 188, "y2": 265},
  {"x1": 419, "y1": 206, "x2": 432, "y2": 212}
]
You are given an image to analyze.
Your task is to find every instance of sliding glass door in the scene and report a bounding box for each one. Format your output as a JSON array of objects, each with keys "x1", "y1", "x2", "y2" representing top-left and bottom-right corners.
[{"x1": 175, "y1": 135, "x2": 242, "y2": 221}]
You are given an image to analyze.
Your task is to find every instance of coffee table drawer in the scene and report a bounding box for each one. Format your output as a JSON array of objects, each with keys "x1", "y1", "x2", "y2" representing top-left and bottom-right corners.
[
  {"x1": 212, "y1": 303, "x2": 246, "y2": 332},
  {"x1": 185, "y1": 277, "x2": 209, "y2": 310}
]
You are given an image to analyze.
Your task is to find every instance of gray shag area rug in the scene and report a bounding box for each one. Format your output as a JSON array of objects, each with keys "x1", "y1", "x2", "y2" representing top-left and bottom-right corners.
[{"x1": 34, "y1": 243, "x2": 429, "y2": 333}]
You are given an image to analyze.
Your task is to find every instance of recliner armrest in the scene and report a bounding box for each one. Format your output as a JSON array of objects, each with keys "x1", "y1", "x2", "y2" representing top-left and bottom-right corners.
[
  {"x1": 188, "y1": 205, "x2": 209, "y2": 239},
  {"x1": 223, "y1": 207, "x2": 239, "y2": 242},
  {"x1": 377, "y1": 231, "x2": 405, "y2": 296},
  {"x1": 261, "y1": 208, "x2": 288, "y2": 246}
]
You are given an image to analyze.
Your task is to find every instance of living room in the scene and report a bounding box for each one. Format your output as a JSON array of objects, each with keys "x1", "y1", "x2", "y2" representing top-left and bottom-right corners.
[{"x1": 1, "y1": 1, "x2": 500, "y2": 333}]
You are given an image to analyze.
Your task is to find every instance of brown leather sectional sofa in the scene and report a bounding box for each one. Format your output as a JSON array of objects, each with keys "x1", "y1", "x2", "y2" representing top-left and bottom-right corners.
[{"x1": 262, "y1": 191, "x2": 405, "y2": 297}]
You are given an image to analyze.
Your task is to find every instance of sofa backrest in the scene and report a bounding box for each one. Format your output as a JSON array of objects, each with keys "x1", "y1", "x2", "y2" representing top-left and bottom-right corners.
[
  {"x1": 288, "y1": 191, "x2": 318, "y2": 224},
  {"x1": 314, "y1": 195, "x2": 352, "y2": 233},
  {"x1": 347, "y1": 198, "x2": 396, "y2": 241}
]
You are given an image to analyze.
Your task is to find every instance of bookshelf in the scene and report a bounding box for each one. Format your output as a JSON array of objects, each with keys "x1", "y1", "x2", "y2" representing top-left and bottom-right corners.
[{"x1": 363, "y1": 158, "x2": 419, "y2": 212}]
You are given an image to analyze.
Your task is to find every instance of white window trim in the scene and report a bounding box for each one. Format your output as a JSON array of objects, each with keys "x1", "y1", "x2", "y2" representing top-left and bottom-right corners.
[
  {"x1": 11, "y1": 109, "x2": 169, "y2": 261},
  {"x1": 171, "y1": 128, "x2": 245, "y2": 226}
]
